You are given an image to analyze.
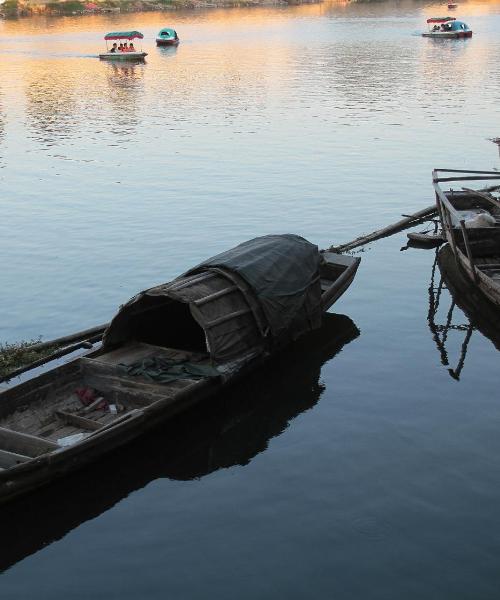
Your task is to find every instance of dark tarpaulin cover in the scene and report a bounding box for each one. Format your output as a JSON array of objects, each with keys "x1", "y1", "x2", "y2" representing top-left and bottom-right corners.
[{"x1": 187, "y1": 234, "x2": 322, "y2": 339}]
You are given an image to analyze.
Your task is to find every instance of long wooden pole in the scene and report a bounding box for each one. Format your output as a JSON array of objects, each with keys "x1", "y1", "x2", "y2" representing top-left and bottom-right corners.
[
  {"x1": 330, "y1": 205, "x2": 437, "y2": 253},
  {"x1": 26, "y1": 324, "x2": 108, "y2": 353}
]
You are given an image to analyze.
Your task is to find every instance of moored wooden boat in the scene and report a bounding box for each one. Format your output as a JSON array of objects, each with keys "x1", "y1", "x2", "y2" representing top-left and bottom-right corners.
[
  {"x1": 433, "y1": 168, "x2": 500, "y2": 306},
  {"x1": 407, "y1": 231, "x2": 444, "y2": 247},
  {"x1": 0, "y1": 235, "x2": 360, "y2": 504}
]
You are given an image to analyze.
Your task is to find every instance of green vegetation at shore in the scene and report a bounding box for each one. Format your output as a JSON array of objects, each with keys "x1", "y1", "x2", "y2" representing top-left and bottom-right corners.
[
  {"x1": 1, "y1": 0, "x2": 22, "y2": 17},
  {"x1": 2, "y1": 0, "x2": 307, "y2": 18},
  {"x1": 0, "y1": 340, "x2": 55, "y2": 379}
]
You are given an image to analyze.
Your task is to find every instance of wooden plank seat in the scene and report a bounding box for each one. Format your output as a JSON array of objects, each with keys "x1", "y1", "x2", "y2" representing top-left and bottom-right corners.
[
  {"x1": 55, "y1": 410, "x2": 102, "y2": 431},
  {"x1": 0, "y1": 426, "x2": 59, "y2": 458},
  {"x1": 0, "y1": 449, "x2": 31, "y2": 469}
]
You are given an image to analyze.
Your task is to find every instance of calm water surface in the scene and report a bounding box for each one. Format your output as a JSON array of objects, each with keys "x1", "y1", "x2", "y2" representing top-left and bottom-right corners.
[{"x1": 1, "y1": 1, "x2": 500, "y2": 598}]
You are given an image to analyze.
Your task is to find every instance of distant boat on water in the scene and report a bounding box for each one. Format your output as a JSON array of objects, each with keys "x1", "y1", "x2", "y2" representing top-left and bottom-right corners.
[
  {"x1": 422, "y1": 17, "x2": 472, "y2": 38},
  {"x1": 99, "y1": 31, "x2": 148, "y2": 60},
  {"x1": 156, "y1": 28, "x2": 180, "y2": 47}
]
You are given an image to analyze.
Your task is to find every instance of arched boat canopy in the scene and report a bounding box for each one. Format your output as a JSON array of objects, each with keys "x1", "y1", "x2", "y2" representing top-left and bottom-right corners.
[
  {"x1": 449, "y1": 20, "x2": 469, "y2": 30},
  {"x1": 158, "y1": 28, "x2": 177, "y2": 37},
  {"x1": 103, "y1": 235, "x2": 323, "y2": 367},
  {"x1": 104, "y1": 31, "x2": 144, "y2": 40}
]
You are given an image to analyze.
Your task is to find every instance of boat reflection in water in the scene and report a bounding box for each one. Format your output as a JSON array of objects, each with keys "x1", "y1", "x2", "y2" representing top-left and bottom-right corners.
[
  {"x1": 428, "y1": 244, "x2": 500, "y2": 380},
  {"x1": 0, "y1": 312, "x2": 359, "y2": 572}
]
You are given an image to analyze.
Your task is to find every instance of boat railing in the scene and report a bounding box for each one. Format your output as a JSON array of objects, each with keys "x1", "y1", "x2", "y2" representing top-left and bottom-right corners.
[{"x1": 432, "y1": 169, "x2": 500, "y2": 282}]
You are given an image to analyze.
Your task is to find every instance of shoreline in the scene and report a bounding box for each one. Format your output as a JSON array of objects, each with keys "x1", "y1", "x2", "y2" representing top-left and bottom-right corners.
[{"x1": 1, "y1": 0, "x2": 322, "y2": 19}]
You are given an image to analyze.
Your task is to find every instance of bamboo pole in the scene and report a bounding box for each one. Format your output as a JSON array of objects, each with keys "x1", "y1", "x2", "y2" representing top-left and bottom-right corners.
[
  {"x1": 27, "y1": 324, "x2": 108, "y2": 353},
  {"x1": 330, "y1": 205, "x2": 437, "y2": 253}
]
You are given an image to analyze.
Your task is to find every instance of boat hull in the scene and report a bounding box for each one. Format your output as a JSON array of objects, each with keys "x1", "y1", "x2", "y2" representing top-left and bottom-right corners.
[
  {"x1": 99, "y1": 52, "x2": 147, "y2": 60},
  {"x1": 156, "y1": 38, "x2": 179, "y2": 46},
  {"x1": 422, "y1": 31, "x2": 472, "y2": 38},
  {"x1": 442, "y1": 241, "x2": 500, "y2": 307},
  {"x1": 438, "y1": 244, "x2": 500, "y2": 347}
]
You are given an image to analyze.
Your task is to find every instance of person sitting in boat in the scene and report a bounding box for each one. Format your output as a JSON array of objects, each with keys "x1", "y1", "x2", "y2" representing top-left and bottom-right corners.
[
  {"x1": 109, "y1": 43, "x2": 118, "y2": 53},
  {"x1": 123, "y1": 42, "x2": 129, "y2": 51},
  {"x1": 128, "y1": 42, "x2": 135, "y2": 52},
  {"x1": 118, "y1": 43, "x2": 124, "y2": 51}
]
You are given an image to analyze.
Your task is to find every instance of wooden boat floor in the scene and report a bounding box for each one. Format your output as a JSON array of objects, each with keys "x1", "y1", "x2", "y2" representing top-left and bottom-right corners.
[
  {"x1": 0, "y1": 342, "x2": 212, "y2": 459},
  {"x1": 96, "y1": 341, "x2": 208, "y2": 366}
]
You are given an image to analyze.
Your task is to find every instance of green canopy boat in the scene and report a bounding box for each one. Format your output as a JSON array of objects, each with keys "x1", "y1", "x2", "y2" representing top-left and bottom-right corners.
[
  {"x1": 99, "y1": 31, "x2": 147, "y2": 61},
  {"x1": 156, "y1": 27, "x2": 179, "y2": 47}
]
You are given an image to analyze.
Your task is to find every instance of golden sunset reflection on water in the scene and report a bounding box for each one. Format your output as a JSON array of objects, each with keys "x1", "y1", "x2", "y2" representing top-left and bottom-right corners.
[{"x1": 0, "y1": 0, "x2": 499, "y2": 342}]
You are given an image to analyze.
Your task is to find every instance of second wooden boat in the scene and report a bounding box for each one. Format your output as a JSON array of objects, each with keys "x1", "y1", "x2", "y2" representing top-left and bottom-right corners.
[{"x1": 433, "y1": 168, "x2": 500, "y2": 306}]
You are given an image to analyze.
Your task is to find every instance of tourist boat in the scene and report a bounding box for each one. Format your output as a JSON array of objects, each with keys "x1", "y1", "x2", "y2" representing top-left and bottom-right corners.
[
  {"x1": 156, "y1": 28, "x2": 180, "y2": 47},
  {"x1": 0, "y1": 235, "x2": 360, "y2": 504},
  {"x1": 99, "y1": 31, "x2": 147, "y2": 60},
  {"x1": 433, "y1": 168, "x2": 500, "y2": 306},
  {"x1": 422, "y1": 17, "x2": 472, "y2": 38}
]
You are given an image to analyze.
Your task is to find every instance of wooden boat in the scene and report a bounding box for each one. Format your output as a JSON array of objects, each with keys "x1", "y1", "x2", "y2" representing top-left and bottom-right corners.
[
  {"x1": 433, "y1": 168, "x2": 500, "y2": 306},
  {"x1": 99, "y1": 31, "x2": 147, "y2": 60},
  {"x1": 156, "y1": 28, "x2": 179, "y2": 47},
  {"x1": 422, "y1": 17, "x2": 472, "y2": 38},
  {"x1": 0, "y1": 235, "x2": 360, "y2": 504},
  {"x1": 448, "y1": 3, "x2": 458, "y2": 9},
  {"x1": 407, "y1": 231, "x2": 444, "y2": 247}
]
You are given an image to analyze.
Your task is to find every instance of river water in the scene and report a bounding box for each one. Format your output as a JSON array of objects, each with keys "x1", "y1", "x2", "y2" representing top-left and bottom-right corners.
[{"x1": 1, "y1": 1, "x2": 500, "y2": 597}]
